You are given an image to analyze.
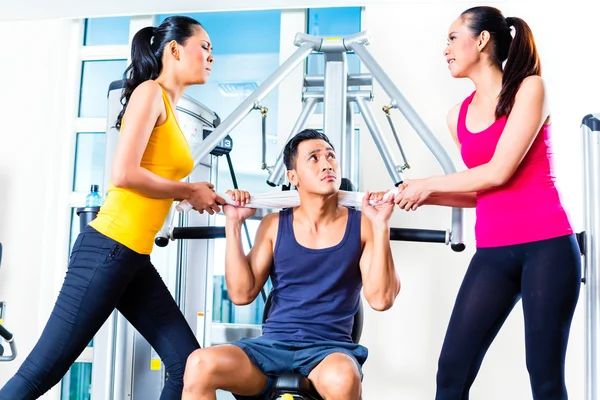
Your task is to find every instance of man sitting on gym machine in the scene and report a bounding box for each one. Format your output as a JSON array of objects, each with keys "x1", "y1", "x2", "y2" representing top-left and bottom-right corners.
[{"x1": 182, "y1": 129, "x2": 401, "y2": 400}]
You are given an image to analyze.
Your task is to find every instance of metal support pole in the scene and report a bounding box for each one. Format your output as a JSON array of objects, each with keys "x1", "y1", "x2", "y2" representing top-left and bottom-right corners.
[
  {"x1": 260, "y1": 105, "x2": 269, "y2": 171},
  {"x1": 583, "y1": 113, "x2": 600, "y2": 400},
  {"x1": 192, "y1": 42, "x2": 315, "y2": 163},
  {"x1": 348, "y1": 42, "x2": 455, "y2": 174},
  {"x1": 303, "y1": 89, "x2": 372, "y2": 102},
  {"x1": 344, "y1": 101, "x2": 356, "y2": 183},
  {"x1": 305, "y1": 73, "x2": 372, "y2": 87},
  {"x1": 355, "y1": 97, "x2": 404, "y2": 186},
  {"x1": 323, "y1": 51, "x2": 348, "y2": 154},
  {"x1": 383, "y1": 104, "x2": 410, "y2": 171},
  {"x1": 266, "y1": 97, "x2": 319, "y2": 187},
  {"x1": 348, "y1": 38, "x2": 464, "y2": 250}
]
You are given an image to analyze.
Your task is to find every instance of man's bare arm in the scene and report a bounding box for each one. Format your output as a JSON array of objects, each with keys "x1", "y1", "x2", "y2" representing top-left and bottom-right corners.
[
  {"x1": 225, "y1": 213, "x2": 277, "y2": 305},
  {"x1": 359, "y1": 214, "x2": 400, "y2": 311}
]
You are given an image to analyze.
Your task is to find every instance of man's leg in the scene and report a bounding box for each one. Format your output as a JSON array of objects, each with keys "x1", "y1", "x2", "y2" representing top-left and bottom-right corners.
[
  {"x1": 307, "y1": 353, "x2": 361, "y2": 400},
  {"x1": 182, "y1": 345, "x2": 270, "y2": 400}
]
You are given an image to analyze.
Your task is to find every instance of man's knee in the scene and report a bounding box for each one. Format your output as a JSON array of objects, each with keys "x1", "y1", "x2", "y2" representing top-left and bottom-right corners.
[
  {"x1": 316, "y1": 354, "x2": 361, "y2": 398},
  {"x1": 183, "y1": 349, "x2": 220, "y2": 390}
]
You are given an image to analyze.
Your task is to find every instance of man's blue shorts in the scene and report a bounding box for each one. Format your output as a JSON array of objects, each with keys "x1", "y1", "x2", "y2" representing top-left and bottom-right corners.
[{"x1": 230, "y1": 336, "x2": 368, "y2": 398}]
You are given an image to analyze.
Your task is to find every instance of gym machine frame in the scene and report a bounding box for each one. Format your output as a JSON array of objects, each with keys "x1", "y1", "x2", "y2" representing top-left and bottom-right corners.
[
  {"x1": 159, "y1": 31, "x2": 465, "y2": 252},
  {"x1": 582, "y1": 113, "x2": 600, "y2": 400},
  {"x1": 0, "y1": 247, "x2": 17, "y2": 363}
]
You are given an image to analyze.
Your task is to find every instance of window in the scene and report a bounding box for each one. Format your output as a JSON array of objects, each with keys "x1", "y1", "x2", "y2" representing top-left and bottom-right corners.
[
  {"x1": 84, "y1": 17, "x2": 131, "y2": 46},
  {"x1": 156, "y1": 10, "x2": 281, "y2": 55},
  {"x1": 307, "y1": 7, "x2": 362, "y2": 37},
  {"x1": 61, "y1": 362, "x2": 92, "y2": 400},
  {"x1": 72, "y1": 132, "x2": 106, "y2": 193},
  {"x1": 69, "y1": 209, "x2": 80, "y2": 251},
  {"x1": 78, "y1": 60, "x2": 127, "y2": 118}
]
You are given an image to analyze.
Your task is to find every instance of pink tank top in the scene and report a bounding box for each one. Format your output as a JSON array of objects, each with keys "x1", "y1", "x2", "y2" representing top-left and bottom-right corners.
[{"x1": 457, "y1": 91, "x2": 573, "y2": 248}]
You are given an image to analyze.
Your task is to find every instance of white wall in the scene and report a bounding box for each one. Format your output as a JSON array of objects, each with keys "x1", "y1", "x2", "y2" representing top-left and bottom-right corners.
[
  {"x1": 0, "y1": 1, "x2": 599, "y2": 399},
  {"x1": 0, "y1": 17, "x2": 81, "y2": 398},
  {"x1": 358, "y1": 1, "x2": 600, "y2": 399}
]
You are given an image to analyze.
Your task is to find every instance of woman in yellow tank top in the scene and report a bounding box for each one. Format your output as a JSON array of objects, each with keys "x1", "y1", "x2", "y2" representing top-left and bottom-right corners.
[{"x1": 0, "y1": 16, "x2": 223, "y2": 400}]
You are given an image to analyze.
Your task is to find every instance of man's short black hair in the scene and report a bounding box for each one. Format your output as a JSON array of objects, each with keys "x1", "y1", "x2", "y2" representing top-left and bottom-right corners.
[{"x1": 283, "y1": 129, "x2": 334, "y2": 170}]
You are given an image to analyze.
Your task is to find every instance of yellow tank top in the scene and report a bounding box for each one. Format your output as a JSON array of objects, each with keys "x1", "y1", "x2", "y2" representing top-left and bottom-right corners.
[{"x1": 90, "y1": 84, "x2": 194, "y2": 254}]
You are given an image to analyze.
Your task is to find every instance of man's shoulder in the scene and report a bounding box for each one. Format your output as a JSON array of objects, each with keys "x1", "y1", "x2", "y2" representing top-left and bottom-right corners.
[
  {"x1": 358, "y1": 208, "x2": 371, "y2": 243},
  {"x1": 262, "y1": 211, "x2": 281, "y2": 225},
  {"x1": 253, "y1": 212, "x2": 280, "y2": 245},
  {"x1": 259, "y1": 210, "x2": 281, "y2": 236}
]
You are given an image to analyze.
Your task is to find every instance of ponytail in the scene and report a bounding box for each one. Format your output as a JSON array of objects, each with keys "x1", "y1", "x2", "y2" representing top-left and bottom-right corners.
[
  {"x1": 461, "y1": 7, "x2": 542, "y2": 119},
  {"x1": 116, "y1": 26, "x2": 161, "y2": 130},
  {"x1": 115, "y1": 16, "x2": 203, "y2": 130},
  {"x1": 496, "y1": 17, "x2": 541, "y2": 118}
]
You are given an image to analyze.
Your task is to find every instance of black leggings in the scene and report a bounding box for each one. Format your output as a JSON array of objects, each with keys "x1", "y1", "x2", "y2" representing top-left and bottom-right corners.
[
  {"x1": 0, "y1": 226, "x2": 200, "y2": 400},
  {"x1": 436, "y1": 234, "x2": 581, "y2": 400}
]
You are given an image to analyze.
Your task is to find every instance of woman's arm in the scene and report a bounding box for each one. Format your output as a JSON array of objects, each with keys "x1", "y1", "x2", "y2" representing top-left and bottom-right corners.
[
  {"x1": 110, "y1": 81, "x2": 194, "y2": 199},
  {"x1": 395, "y1": 76, "x2": 548, "y2": 210},
  {"x1": 110, "y1": 81, "x2": 224, "y2": 212},
  {"x1": 427, "y1": 76, "x2": 549, "y2": 193},
  {"x1": 423, "y1": 193, "x2": 477, "y2": 208}
]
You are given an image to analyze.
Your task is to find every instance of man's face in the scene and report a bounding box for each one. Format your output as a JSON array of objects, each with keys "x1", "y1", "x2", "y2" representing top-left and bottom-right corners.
[{"x1": 287, "y1": 139, "x2": 341, "y2": 196}]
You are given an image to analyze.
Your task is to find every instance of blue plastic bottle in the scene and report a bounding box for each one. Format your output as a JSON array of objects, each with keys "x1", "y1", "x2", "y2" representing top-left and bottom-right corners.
[{"x1": 85, "y1": 184, "x2": 103, "y2": 208}]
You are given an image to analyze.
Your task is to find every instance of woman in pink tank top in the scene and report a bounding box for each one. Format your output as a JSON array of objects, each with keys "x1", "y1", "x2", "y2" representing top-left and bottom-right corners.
[{"x1": 393, "y1": 6, "x2": 581, "y2": 400}]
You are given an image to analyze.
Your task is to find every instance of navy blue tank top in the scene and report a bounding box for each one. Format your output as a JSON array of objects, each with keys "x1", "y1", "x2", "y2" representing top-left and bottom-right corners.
[{"x1": 262, "y1": 206, "x2": 363, "y2": 343}]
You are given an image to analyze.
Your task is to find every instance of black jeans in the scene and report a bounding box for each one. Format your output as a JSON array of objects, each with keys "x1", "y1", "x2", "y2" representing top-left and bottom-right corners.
[
  {"x1": 436, "y1": 234, "x2": 581, "y2": 400},
  {"x1": 0, "y1": 225, "x2": 200, "y2": 400}
]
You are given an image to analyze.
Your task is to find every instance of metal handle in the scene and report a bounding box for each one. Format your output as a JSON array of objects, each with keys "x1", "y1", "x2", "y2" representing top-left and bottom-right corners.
[{"x1": 0, "y1": 324, "x2": 12, "y2": 341}]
